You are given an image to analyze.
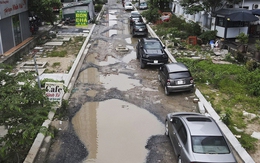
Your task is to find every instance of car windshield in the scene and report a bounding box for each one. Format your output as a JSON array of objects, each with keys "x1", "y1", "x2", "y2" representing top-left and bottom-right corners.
[
  {"x1": 169, "y1": 71, "x2": 190, "y2": 79},
  {"x1": 140, "y1": 2, "x2": 146, "y2": 6},
  {"x1": 131, "y1": 13, "x2": 140, "y2": 17},
  {"x1": 126, "y1": 3, "x2": 132, "y2": 6},
  {"x1": 192, "y1": 136, "x2": 230, "y2": 154},
  {"x1": 144, "y1": 41, "x2": 162, "y2": 49}
]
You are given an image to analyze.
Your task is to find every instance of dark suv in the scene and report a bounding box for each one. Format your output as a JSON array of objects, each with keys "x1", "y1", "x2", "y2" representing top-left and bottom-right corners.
[
  {"x1": 136, "y1": 38, "x2": 168, "y2": 69},
  {"x1": 129, "y1": 11, "x2": 143, "y2": 27},
  {"x1": 131, "y1": 21, "x2": 148, "y2": 37},
  {"x1": 158, "y1": 62, "x2": 194, "y2": 95}
]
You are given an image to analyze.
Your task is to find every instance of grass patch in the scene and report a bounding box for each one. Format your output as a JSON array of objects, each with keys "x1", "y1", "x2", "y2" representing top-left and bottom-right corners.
[
  {"x1": 52, "y1": 62, "x2": 61, "y2": 67},
  {"x1": 176, "y1": 57, "x2": 260, "y2": 151},
  {"x1": 47, "y1": 50, "x2": 67, "y2": 57}
]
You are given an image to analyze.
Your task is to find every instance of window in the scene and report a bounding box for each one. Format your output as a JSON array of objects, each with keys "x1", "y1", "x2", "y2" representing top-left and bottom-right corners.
[
  {"x1": 169, "y1": 71, "x2": 191, "y2": 79},
  {"x1": 172, "y1": 118, "x2": 187, "y2": 145},
  {"x1": 144, "y1": 41, "x2": 162, "y2": 49},
  {"x1": 192, "y1": 136, "x2": 230, "y2": 154},
  {"x1": 12, "y1": 15, "x2": 22, "y2": 46},
  {"x1": 178, "y1": 126, "x2": 187, "y2": 145},
  {"x1": 216, "y1": 17, "x2": 225, "y2": 27}
]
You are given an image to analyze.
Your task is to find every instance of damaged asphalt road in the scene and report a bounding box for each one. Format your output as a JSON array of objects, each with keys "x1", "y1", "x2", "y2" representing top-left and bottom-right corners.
[{"x1": 45, "y1": 1, "x2": 198, "y2": 163}]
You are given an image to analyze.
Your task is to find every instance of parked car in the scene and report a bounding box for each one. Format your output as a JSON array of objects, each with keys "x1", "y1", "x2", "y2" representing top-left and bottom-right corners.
[
  {"x1": 160, "y1": 12, "x2": 171, "y2": 22},
  {"x1": 158, "y1": 62, "x2": 194, "y2": 95},
  {"x1": 129, "y1": 11, "x2": 143, "y2": 26},
  {"x1": 130, "y1": 21, "x2": 148, "y2": 37},
  {"x1": 124, "y1": 1, "x2": 134, "y2": 11},
  {"x1": 165, "y1": 112, "x2": 238, "y2": 163},
  {"x1": 138, "y1": 1, "x2": 148, "y2": 10},
  {"x1": 136, "y1": 38, "x2": 168, "y2": 69}
]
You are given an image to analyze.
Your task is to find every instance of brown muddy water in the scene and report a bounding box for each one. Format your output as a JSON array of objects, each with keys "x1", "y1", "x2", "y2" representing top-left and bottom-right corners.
[{"x1": 72, "y1": 99, "x2": 164, "y2": 163}]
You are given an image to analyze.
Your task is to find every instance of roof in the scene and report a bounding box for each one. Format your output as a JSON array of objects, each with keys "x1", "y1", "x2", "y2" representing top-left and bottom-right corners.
[
  {"x1": 180, "y1": 114, "x2": 222, "y2": 136},
  {"x1": 212, "y1": 8, "x2": 252, "y2": 17},
  {"x1": 165, "y1": 62, "x2": 189, "y2": 73},
  {"x1": 63, "y1": 0, "x2": 92, "y2": 9}
]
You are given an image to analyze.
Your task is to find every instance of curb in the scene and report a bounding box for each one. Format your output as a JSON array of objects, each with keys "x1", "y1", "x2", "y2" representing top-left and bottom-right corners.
[{"x1": 23, "y1": 5, "x2": 106, "y2": 162}]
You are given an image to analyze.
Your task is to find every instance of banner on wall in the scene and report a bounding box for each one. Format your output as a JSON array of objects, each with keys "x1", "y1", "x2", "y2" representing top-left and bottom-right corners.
[
  {"x1": 0, "y1": 0, "x2": 28, "y2": 20},
  {"x1": 75, "y1": 10, "x2": 88, "y2": 26}
]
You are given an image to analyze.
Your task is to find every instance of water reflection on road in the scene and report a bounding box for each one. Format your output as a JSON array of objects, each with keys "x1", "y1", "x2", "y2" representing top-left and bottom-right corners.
[{"x1": 72, "y1": 99, "x2": 164, "y2": 163}]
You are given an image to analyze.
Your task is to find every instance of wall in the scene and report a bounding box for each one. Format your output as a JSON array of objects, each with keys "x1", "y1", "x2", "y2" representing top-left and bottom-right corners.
[{"x1": 0, "y1": 17, "x2": 14, "y2": 53}]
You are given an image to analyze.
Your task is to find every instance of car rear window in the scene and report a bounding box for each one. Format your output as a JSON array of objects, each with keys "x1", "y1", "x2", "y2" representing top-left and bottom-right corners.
[
  {"x1": 169, "y1": 71, "x2": 190, "y2": 79},
  {"x1": 192, "y1": 136, "x2": 230, "y2": 154},
  {"x1": 135, "y1": 24, "x2": 146, "y2": 28},
  {"x1": 144, "y1": 41, "x2": 162, "y2": 49}
]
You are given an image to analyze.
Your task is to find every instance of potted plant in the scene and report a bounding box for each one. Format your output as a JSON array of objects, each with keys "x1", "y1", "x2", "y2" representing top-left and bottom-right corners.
[{"x1": 236, "y1": 32, "x2": 249, "y2": 53}]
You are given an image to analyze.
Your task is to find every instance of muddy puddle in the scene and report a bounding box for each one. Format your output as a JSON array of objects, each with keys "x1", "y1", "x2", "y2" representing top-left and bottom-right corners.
[
  {"x1": 72, "y1": 99, "x2": 164, "y2": 163},
  {"x1": 100, "y1": 73, "x2": 142, "y2": 91}
]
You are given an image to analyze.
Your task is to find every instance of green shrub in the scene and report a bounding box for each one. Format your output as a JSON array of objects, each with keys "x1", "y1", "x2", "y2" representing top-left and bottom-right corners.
[
  {"x1": 221, "y1": 108, "x2": 233, "y2": 127},
  {"x1": 199, "y1": 30, "x2": 218, "y2": 44},
  {"x1": 95, "y1": 4, "x2": 103, "y2": 12},
  {"x1": 141, "y1": 8, "x2": 161, "y2": 23}
]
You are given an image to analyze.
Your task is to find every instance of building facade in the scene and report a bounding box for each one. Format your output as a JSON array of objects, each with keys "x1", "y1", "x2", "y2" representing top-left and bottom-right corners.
[
  {"x1": 0, "y1": 0, "x2": 31, "y2": 56},
  {"x1": 170, "y1": 0, "x2": 260, "y2": 39}
]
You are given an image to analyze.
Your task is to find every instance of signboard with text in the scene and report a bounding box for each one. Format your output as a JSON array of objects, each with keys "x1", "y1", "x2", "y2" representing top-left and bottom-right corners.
[
  {"x1": 75, "y1": 10, "x2": 88, "y2": 26},
  {"x1": 45, "y1": 82, "x2": 64, "y2": 106},
  {"x1": 0, "y1": 0, "x2": 28, "y2": 20}
]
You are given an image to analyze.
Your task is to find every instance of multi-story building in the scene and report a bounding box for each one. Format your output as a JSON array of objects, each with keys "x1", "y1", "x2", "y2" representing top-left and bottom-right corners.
[{"x1": 0, "y1": 0, "x2": 31, "y2": 56}]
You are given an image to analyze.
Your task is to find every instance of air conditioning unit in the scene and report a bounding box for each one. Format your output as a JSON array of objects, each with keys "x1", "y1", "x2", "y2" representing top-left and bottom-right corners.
[{"x1": 253, "y1": 4, "x2": 260, "y2": 9}]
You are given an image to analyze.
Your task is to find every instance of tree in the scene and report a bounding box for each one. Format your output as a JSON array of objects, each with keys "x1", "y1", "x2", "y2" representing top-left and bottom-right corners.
[
  {"x1": 180, "y1": 0, "x2": 242, "y2": 15},
  {"x1": 28, "y1": 0, "x2": 62, "y2": 25},
  {"x1": 0, "y1": 66, "x2": 52, "y2": 162},
  {"x1": 150, "y1": 0, "x2": 171, "y2": 11}
]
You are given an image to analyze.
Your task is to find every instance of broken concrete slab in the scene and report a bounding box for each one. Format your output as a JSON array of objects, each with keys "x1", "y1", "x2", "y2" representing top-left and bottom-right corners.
[
  {"x1": 115, "y1": 45, "x2": 128, "y2": 52},
  {"x1": 44, "y1": 42, "x2": 63, "y2": 46}
]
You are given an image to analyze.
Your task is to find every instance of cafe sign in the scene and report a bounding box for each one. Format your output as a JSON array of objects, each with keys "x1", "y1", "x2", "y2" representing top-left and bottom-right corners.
[{"x1": 45, "y1": 82, "x2": 64, "y2": 106}]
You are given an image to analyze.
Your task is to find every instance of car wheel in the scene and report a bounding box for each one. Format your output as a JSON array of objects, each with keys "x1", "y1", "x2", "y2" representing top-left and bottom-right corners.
[
  {"x1": 140, "y1": 58, "x2": 145, "y2": 69},
  {"x1": 136, "y1": 51, "x2": 139, "y2": 59},
  {"x1": 165, "y1": 120, "x2": 169, "y2": 136},
  {"x1": 164, "y1": 85, "x2": 169, "y2": 95}
]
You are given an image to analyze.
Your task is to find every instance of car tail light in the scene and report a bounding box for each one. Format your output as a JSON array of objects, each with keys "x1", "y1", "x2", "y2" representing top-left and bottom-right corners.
[
  {"x1": 167, "y1": 79, "x2": 171, "y2": 85},
  {"x1": 190, "y1": 77, "x2": 194, "y2": 83}
]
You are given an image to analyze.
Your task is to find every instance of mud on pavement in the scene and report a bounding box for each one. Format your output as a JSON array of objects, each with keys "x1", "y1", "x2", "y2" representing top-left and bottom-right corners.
[{"x1": 44, "y1": 1, "x2": 198, "y2": 163}]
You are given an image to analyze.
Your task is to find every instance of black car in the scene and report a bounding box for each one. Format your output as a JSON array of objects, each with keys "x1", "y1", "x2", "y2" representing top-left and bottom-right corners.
[
  {"x1": 136, "y1": 38, "x2": 168, "y2": 69},
  {"x1": 158, "y1": 62, "x2": 194, "y2": 95},
  {"x1": 129, "y1": 11, "x2": 143, "y2": 26},
  {"x1": 130, "y1": 21, "x2": 148, "y2": 37}
]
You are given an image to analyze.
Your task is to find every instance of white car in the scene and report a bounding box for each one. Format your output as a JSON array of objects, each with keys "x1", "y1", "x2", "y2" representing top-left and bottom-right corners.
[
  {"x1": 125, "y1": 2, "x2": 134, "y2": 11},
  {"x1": 138, "y1": 2, "x2": 148, "y2": 10}
]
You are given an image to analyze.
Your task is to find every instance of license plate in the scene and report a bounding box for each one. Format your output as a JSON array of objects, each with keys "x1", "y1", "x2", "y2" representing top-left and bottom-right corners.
[
  {"x1": 177, "y1": 80, "x2": 184, "y2": 84},
  {"x1": 154, "y1": 60, "x2": 158, "y2": 63},
  {"x1": 139, "y1": 29, "x2": 143, "y2": 31}
]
